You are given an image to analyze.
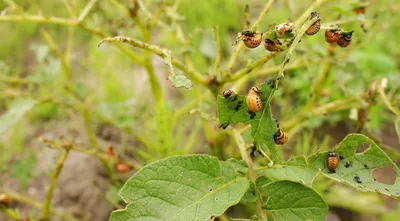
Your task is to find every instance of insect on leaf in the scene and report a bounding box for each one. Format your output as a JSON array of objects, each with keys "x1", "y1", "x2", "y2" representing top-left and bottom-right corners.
[
  {"x1": 110, "y1": 155, "x2": 249, "y2": 221},
  {"x1": 308, "y1": 133, "x2": 400, "y2": 199},
  {"x1": 217, "y1": 81, "x2": 279, "y2": 159}
]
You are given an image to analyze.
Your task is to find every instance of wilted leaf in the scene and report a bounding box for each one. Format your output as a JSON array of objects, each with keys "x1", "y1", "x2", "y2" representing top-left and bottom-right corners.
[
  {"x1": 308, "y1": 134, "x2": 400, "y2": 198},
  {"x1": 261, "y1": 180, "x2": 328, "y2": 221},
  {"x1": 217, "y1": 81, "x2": 279, "y2": 159},
  {"x1": 0, "y1": 98, "x2": 37, "y2": 134},
  {"x1": 111, "y1": 155, "x2": 249, "y2": 221},
  {"x1": 168, "y1": 74, "x2": 193, "y2": 89}
]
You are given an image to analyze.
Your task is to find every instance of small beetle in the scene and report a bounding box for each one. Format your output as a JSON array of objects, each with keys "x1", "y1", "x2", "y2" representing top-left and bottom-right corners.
[
  {"x1": 246, "y1": 87, "x2": 262, "y2": 113},
  {"x1": 242, "y1": 31, "x2": 263, "y2": 48},
  {"x1": 337, "y1": 31, "x2": 354, "y2": 48},
  {"x1": 327, "y1": 150, "x2": 339, "y2": 173}
]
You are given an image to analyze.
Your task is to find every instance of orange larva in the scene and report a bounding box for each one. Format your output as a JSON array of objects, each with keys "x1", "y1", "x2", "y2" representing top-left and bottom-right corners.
[
  {"x1": 246, "y1": 87, "x2": 262, "y2": 112},
  {"x1": 274, "y1": 129, "x2": 288, "y2": 145},
  {"x1": 106, "y1": 144, "x2": 116, "y2": 158},
  {"x1": 264, "y1": 39, "x2": 282, "y2": 52},
  {"x1": 327, "y1": 150, "x2": 339, "y2": 172},
  {"x1": 306, "y1": 19, "x2": 321, "y2": 35},
  {"x1": 0, "y1": 194, "x2": 10, "y2": 206},
  {"x1": 325, "y1": 29, "x2": 342, "y2": 43},
  {"x1": 337, "y1": 31, "x2": 353, "y2": 48},
  {"x1": 242, "y1": 31, "x2": 263, "y2": 48},
  {"x1": 116, "y1": 163, "x2": 131, "y2": 173},
  {"x1": 222, "y1": 89, "x2": 234, "y2": 98}
]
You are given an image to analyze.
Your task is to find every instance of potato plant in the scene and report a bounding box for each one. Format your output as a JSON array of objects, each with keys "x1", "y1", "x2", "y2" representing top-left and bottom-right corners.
[{"x1": 0, "y1": 0, "x2": 400, "y2": 221}]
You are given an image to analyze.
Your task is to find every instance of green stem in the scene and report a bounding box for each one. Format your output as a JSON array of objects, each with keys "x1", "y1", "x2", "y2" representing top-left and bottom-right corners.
[
  {"x1": 225, "y1": 0, "x2": 276, "y2": 75},
  {"x1": 0, "y1": 188, "x2": 79, "y2": 221},
  {"x1": 98, "y1": 36, "x2": 208, "y2": 85},
  {"x1": 42, "y1": 148, "x2": 70, "y2": 221},
  {"x1": 230, "y1": 129, "x2": 268, "y2": 220}
]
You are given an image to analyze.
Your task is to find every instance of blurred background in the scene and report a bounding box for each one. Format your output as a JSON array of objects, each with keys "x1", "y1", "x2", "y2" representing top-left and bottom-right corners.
[{"x1": 0, "y1": 0, "x2": 399, "y2": 220}]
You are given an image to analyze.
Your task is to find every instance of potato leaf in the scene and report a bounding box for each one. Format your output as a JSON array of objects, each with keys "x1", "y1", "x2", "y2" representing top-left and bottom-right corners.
[
  {"x1": 217, "y1": 81, "x2": 279, "y2": 159},
  {"x1": 110, "y1": 155, "x2": 249, "y2": 221},
  {"x1": 261, "y1": 180, "x2": 328, "y2": 221},
  {"x1": 309, "y1": 133, "x2": 400, "y2": 199}
]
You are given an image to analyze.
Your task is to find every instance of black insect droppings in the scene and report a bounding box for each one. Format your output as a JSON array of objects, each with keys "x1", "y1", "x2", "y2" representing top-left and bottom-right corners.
[
  {"x1": 219, "y1": 124, "x2": 229, "y2": 130},
  {"x1": 235, "y1": 100, "x2": 243, "y2": 111},
  {"x1": 339, "y1": 156, "x2": 344, "y2": 160},
  {"x1": 363, "y1": 164, "x2": 368, "y2": 169},
  {"x1": 248, "y1": 110, "x2": 256, "y2": 119},
  {"x1": 208, "y1": 188, "x2": 213, "y2": 192},
  {"x1": 385, "y1": 188, "x2": 389, "y2": 192},
  {"x1": 353, "y1": 175, "x2": 362, "y2": 184},
  {"x1": 344, "y1": 162, "x2": 351, "y2": 168}
]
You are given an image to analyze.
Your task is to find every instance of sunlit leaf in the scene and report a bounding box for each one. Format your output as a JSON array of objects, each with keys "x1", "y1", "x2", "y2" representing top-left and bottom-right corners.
[
  {"x1": 111, "y1": 155, "x2": 249, "y2": 221},
  {"x1": 260, "y1": 180, "x2": 328, "y2": 221}
]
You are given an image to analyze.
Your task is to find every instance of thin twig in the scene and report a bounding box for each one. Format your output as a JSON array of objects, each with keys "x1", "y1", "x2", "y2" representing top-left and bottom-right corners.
[
  {"x1": 293, "y1": 0, "x2": 327, "y2": 27},
  {"x1": 213, "y1": 26, "x2": 221, "y2": 78},
  {"x1": 229, "y1": 129, "x2": 267, "y2": 220},
  {"x1": 0, "y1": 188, "x2": 79, "y2": 221},
  {"x1": 78, "y1": 0, "x2": 97, "y2": 22},
  {"x1": 42, "y1": 148, "x2": 71, "y2": 221},
  {"x1": 225, "y1": 0, "x2": 275, "y2": 74},
  {"x1": 222, "y1": 52, "x2": 277, "y2": 84},
  {"x1": 268, "y1": 12, "x2": 321, "y2": 102},
  {"x1": 98, "y1": 36, "x2": 208, "y2": 84}
]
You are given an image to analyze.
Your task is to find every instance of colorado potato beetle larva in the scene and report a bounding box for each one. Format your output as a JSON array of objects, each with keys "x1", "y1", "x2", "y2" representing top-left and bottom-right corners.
[
  {"x1": 246, "y1": 87, "x2": 262, "y2": 113},
  {"x1": 306, "y1": 12, "x2": 321, "y2": 35},
  {"x1": 337, "y1": 31, "x2": 354, "y2": 48},
  {"x1": 241, "y1": 31, "x2": 263, "y2": 48},
  {"x1": 327, "y1": 150, "x2": 339, "y2": 173},
  {"x1": 325, "y1": 29, "x2": 342, "y2": 43}
]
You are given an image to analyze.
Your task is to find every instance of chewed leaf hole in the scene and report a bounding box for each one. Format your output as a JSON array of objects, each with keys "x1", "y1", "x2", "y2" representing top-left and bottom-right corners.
[
  {"x1": 372, "y1": 166, "x2": 396, "y2": 185},
  {"x1": 356, "y1": 143, "x2": 370, "y2": 153}
]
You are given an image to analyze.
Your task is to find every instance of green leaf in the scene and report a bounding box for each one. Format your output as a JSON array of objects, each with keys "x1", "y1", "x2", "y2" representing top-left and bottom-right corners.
[
  {"x1": 111, "y1": 155, "x2": 249, "y2": 221},
  {"x1": 261, "y1": 181, "x2": 328, "y2": 221},
  {"x1": 258, "y1": 165, "x2": 319, "y2": 187},
  {"x1": 308, "y1": 133, "x2": 400, "y2": 198},
  {"x1": 217, "y1": 81, "x2": 279, "y2": 159},
  {"x1": 0, "y1": 98, "x2": 37, "y2": 134}
]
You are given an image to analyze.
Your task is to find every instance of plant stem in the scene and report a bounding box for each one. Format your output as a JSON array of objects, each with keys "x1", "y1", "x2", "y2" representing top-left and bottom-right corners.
[
  {"x1": 293, "y1": 0, "x2": 327, "y2": 27},
  {"x1": 213, "y1": 26, "x2": 222, "y2": 79},
  {"x1": 42, "y1": 148, "x2": 70, "y2": 221},
  {"x1": 268, "y1": 13, "x2": 321, "y2": 102},
  {"x1": 378, "y1": 85, "x2": 400, "y2": 116},
  {"x1": 78, "y1": 0, "x2": 97, "y2": 22},
  {"x1": 98, "y1": 36, "x2": 208, "y2": 85},
  {"x1": 225, "y1": 0, "x2": 275, "y2": 75},
  {"x1": 39, "y1": 137, "x2": 142, "y2": 170},
  {"x1": 0, "y1": 188, "x2": 79, "y2": 221},
  {"x1": 230, "y1": 129, "x2": 268, "y2": 220},
  {"x1": 222, "y1": 52, "x2": 277, "y2": 84}
]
